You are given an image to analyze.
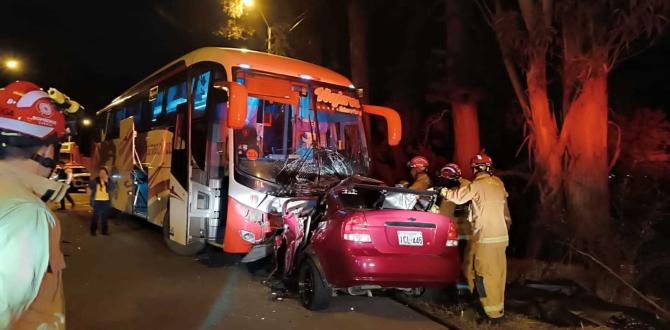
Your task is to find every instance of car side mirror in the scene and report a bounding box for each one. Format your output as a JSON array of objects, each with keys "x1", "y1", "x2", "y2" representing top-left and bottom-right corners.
[
  {"x1": 363, "y1": 105, "x2": 402, "y2": 146},
  {"x1": 213, "y1": 80, "x2": 248, "y2": 129}
]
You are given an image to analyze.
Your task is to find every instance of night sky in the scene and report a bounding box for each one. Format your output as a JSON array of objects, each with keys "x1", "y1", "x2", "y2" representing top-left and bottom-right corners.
[{"x1": 0, "y1": 0, "x2": 231, "y2": 109}]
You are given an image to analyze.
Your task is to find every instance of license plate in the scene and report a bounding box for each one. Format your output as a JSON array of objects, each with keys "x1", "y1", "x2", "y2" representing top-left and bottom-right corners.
[{"x1": 397, "y1": 231, "x2": 424, "y2": 246}]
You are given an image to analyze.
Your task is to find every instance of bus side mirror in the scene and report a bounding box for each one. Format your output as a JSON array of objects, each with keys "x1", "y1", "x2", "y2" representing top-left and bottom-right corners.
[
  {"x1": 362, "y1": 105, "x2": 402, "y2": 146},
  {"x1": 214, "y1": 80, "x2": 248, "y2": 129}
]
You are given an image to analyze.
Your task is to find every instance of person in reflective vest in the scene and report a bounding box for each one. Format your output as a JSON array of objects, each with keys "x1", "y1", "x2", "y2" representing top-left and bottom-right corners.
[
  {"x1": 436, "y1": 163, "x2": 473, "y2": 295},
  {"x1": 440, "y1": 152, "x2": 511, "y2": 320},
  {"x1": 406, "y1": 156, "x2": 432, "y2": 190}
]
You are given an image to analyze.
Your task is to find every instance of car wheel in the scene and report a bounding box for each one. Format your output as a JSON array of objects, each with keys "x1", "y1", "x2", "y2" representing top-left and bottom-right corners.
[
  {"x1": 162, "y1": 212, "x2": 206, "y2": 256},
  {"x1": 298, "y1": 258, "x2": 331, "y2": 310}
]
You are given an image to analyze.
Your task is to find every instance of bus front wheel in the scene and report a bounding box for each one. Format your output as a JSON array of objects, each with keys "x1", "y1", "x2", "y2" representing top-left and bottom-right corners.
[{"x1": 162, "y1": 213, "x2": 206, "y2": 256}]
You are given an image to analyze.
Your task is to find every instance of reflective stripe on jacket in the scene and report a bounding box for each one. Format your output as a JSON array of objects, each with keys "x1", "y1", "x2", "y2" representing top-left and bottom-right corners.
[{"x1": 441, "y1": 172, "x2": 511, "y2": 244}]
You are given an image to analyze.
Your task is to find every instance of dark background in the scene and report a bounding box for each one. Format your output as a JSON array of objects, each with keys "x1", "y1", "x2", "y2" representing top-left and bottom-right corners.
[{"x1": 1, "y1": 0, "x2": 668, "y2": 168}]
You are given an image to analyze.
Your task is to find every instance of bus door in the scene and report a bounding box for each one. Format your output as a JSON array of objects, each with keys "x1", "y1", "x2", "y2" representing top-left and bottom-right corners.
[
  {"x1": 116, "y1": 117, "x2": 136, "y2": 214},
  {"x1": 186, "y1": 65, "x2": 227, "y2": 245},
  {"x1": 168, "y1": 100, "x2": 190, "y2": 245}
]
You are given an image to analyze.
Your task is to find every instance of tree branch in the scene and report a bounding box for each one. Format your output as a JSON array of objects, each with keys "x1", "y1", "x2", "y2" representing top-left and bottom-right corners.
[
  {"x1": 421, "y1": 109, "x2": 449, "y2": 148},
  {"x1": 474, "y1": 0, "x2": 495, "y2": 27},
  {"x1": 564, "y1": 242, "x2": 670, "y2": 321},
  {"x1": 608, "y1": 120, "x2": 622, "y2": 171},
  {"x1": 501, "y1": 50, "x2": 532, "y2": 123},
  {"x1": 517, "y1": 0, "x2": 536, "y2": 32}
]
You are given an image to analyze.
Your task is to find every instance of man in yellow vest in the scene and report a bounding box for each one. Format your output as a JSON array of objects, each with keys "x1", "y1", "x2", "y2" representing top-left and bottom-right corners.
[
  {"x1": 0, "y1": 81, "x2": 69, "y2": 329},
  {"x1": 440, "y1": 152, "x2": 511, "y2": 321},
  {"x1": 406, "y1": 156, "x2": 432, "y2": 190}
]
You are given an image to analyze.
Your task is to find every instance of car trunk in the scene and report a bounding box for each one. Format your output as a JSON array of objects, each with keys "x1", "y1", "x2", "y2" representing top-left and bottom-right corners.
[{"x1": 362, "y1": 210, "x2": 451, "y2": 255}]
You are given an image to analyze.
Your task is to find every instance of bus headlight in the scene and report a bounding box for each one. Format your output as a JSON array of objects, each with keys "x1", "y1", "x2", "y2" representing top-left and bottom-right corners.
[{"x1": 240, "y1": 230, "x2": 256, "y2": 243}]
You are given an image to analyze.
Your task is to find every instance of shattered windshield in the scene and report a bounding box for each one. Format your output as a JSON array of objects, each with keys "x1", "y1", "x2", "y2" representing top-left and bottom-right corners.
[{"x1": 234, "y1": 76, "x2": 368, "y2": 195}]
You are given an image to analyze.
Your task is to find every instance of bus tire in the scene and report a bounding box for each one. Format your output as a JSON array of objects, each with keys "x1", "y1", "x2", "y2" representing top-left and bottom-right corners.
[{"x1": 162, "y1": 213, "x2": 206, "y2": 256}]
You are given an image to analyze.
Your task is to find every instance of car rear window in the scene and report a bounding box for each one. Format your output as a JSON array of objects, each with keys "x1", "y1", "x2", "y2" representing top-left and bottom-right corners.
[{"x1": 338, "y1": 186, "x2": 434, "y2": 211}]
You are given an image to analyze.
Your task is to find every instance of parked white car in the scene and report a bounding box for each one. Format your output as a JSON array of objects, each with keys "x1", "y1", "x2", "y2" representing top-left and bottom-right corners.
[{"x1": 51, "y1": 164, "x2": 91, "y2": 192}]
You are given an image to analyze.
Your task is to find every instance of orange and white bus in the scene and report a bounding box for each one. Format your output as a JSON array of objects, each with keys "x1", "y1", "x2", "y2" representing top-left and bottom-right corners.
[{"x1": 94, "y1": 48, "x2": 401, "y2": 257}]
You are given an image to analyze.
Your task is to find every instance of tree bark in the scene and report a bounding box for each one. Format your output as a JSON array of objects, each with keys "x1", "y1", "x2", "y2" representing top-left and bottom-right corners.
[
  {"x1": 451, "y1": 98, "x2": 480, "y2": 179},
  {"x1": 562, "y1": 74, "x2": 610, "y2": 252},
  {"x1": 445, "y1": 0, "x2": 480, "y2": 179},
  {"x1": 523, "y1": 53, "x2": 564, "y2": 258},
  {"x1": 527, "y1": 54, "x2": 562, "y2": 200}
]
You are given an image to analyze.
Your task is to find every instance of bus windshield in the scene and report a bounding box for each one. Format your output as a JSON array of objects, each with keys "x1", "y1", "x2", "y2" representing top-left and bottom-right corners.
[{"x1": 234, "y1": 81, "x2": 368, "y2": 192}]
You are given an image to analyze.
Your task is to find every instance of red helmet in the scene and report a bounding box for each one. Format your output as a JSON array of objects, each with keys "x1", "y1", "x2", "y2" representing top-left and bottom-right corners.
[
  {"x1": 440, "y1": 163, "x2": 462, "y2": 179},
  {"x1": 408, "y1": 156, "x2": 429, "y2": 169},
  {"x1": 471, "y1": 152, "x2": 493, "y2": 168},
  {"x1": 0, "y1": 81, "x2": 66, "y2": 140}
]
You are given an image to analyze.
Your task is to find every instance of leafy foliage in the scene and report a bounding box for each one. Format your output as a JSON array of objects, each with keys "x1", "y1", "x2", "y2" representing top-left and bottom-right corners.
[{"x1": 215, "y1": 0, "x2": 255, "y2": 40}]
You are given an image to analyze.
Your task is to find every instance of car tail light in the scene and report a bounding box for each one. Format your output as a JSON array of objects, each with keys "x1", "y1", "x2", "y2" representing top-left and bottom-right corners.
[
  {"x1": 343, "y1": 215, "x2": 372, "y2": 243},
  {"x1": 446, "y1": 220, "x2": 458, "y2": 247}
]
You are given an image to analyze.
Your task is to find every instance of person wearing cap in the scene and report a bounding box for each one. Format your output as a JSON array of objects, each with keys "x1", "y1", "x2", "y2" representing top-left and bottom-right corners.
[
  {"x1": 440, "y1": 151, "x2": 511, "y2": 321},
  {"x1": 0, "y1": 81, "x2": 69, "y2": 329},
  {"x1": 405, "y1": 156, "x2": 432, "y2": 190}
]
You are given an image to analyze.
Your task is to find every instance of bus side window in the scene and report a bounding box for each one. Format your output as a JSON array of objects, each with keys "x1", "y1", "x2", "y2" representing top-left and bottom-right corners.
[
  {"x1": 166, "y1": 81, "x2": 187, "y2": 114},
  {"x1": 107, "y1": 107, "x2": 125, "y2": 140},
  {"x1": 150, "y1": 91, "x2": 165, "y2": 126},
  {"x1": 152, "y1": 71, "x2": 187, "y2": 128},
  {"x1": 128, "y1": 96, "x2": 150, "y2": 132},
  {"x1": 192, "y1": 71, "x2": 211, "y2": 119}
]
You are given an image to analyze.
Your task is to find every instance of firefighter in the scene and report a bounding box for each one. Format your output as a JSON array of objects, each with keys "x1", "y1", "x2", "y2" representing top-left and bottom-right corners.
[
  {"x1": 406, "y1": 156, "x2": 432, "y2": 190},
  {"x1": 436, "y1": 163, "x2": 474, "y2": 296},
  {"x1": 0, "y1": 81, "x2": 69, "y2": 329},
  {"x1": 440, "y1": 152, "x2": 511, "y2": 320}
]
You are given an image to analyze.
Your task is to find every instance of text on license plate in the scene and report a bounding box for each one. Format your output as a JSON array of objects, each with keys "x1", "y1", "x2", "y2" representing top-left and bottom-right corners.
[{"x1": 397, "y1": 231, "x2": 424, "y2": 246}]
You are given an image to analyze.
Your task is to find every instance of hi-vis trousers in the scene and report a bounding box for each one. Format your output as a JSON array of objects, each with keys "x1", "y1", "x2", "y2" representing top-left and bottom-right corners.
[{"x1": 469, "y1": 241, "x2": 507, "y2": 319}]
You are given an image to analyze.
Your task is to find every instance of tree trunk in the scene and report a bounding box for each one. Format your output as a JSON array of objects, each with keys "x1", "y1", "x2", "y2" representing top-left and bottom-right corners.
[
  {"x1": 524, "y1": 54, "x2": 563, "y2": 258},
  {"x1": 562, "y1": 74, "x2": 610, "y2": 253},
  {"x1": 347, "y1": 0, "x2": 372, "y2": 142},
  {"x1": 527, "y1": 55, "x2": 562, "y2": 199},
  {"x1": 445, "y1": 0, "x2": 480, "y2": 179},
  {"x1": 452, "y1": 98, "x2": 480, "y2": 179}
]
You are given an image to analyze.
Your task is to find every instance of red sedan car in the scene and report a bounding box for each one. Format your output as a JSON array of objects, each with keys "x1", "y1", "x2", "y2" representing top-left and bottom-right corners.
[{"x1": 277, "y1": 176, "x2": 460, "y2": 310}]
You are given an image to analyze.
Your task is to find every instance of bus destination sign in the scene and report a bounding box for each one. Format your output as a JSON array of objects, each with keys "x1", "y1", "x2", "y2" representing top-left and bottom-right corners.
[{"x1": 314, "y1": 87, "x2": 361, "y2": 116}]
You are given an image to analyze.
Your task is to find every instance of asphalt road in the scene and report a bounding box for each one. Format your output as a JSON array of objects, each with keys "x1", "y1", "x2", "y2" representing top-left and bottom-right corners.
[{"x1": 55, "y1": 193, "x2": 447, "y2": 330}]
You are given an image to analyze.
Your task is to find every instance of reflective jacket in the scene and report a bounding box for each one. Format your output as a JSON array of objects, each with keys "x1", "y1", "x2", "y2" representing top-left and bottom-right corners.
[
  {"x1": 88, "y1": 178, "x2": 115, "y2": 206},
  {"x1": 0, "y1": 162, "x2": 67, "y2": 329},
  {"x1": 441, "y1": 172, "x2": 511, "y2": 244},
  {"x1": 438, "y1": 178, "x2": 472, "y2": 240},
  {"x1": 408, "y1": 172, "x2": 432, "y2": 191}
]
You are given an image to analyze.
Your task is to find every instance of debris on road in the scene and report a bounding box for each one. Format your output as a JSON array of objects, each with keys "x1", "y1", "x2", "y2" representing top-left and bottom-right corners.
[{"x1": 506, "y1": 280, "x2": 667, "y2": 329}]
